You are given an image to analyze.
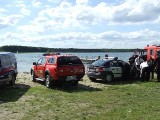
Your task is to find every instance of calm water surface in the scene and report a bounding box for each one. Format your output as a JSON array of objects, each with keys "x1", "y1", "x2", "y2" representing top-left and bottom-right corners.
[{"x1": 15, "y1": 52, "x2": 134, "y2": 72}]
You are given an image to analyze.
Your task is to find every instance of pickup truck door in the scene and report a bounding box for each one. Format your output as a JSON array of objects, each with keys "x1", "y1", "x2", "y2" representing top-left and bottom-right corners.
[{"x1": 35, "y1": 57, "x2": 46, "y2": 78}]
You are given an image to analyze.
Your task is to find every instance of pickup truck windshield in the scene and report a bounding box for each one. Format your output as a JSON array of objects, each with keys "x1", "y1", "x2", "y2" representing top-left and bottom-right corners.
[{"x1": 57, "y1": 56, "x2": 82, "y2": 66}]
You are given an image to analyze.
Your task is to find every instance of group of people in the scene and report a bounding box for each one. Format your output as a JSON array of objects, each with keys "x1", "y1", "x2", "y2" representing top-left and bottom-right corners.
[
  {"x1": 132, "y1": 53, "x2": 160, "y2": 82},
  {"x1": 96, "y1": 53, "x2": 160, "y2": 82}
]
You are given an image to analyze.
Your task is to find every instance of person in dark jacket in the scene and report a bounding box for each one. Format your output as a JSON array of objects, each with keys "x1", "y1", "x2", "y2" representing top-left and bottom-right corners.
[
  {"x1": 140, "y1": 60, "x2": 150, "y2": 81},
  {"x1": 154, "y1": 51, "x2": 160, "y2": 82},
  {"x1": 147, "y1": 56, "x2": 154, "y2": 79},
  {"x1": 122, "y1": 62, "x2": 130, "y2": 80}
]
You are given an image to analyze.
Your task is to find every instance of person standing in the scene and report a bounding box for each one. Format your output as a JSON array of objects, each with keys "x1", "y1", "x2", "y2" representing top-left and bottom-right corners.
[
  {"x1": 135, "y1": 55, "x2": 144, "y2": 70},
  {"x1": 140, "y1": 60, "x2": 150, "y2": 81},
  {"x1": 154, "y1": 52, "x2": 160, "y2": 82},
  {"x1": 122, "y1": 62, "x2": 130, "y2": 81},
  {"x1": 96, "y1": 56, "x2": 101, "y2": 61},
  {"x1": 147, "y1": 56, "x2": 154, "y2": 79},
  {"x1": 105, "y1": 54, "x2": 108, "y2": 59}
]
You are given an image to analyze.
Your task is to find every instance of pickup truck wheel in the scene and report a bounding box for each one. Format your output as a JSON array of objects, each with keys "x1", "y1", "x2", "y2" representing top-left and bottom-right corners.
[
  {"x1": 72, "y1": 80, "x2": 79, "y2": 86},
  {"x1": 89, "y1": 77, "x2": 96, "y2": 82},
  {"x1": 32, "y1": 72, "x2": 36, "y2": 82},
  {"x1": 105, "y1": 73, "x2": 114, "y2": 83},
  {"x1": 9, "y1": 74, "x2": 16, "y2": 86},
  {"x1": 45, "y1": 75, "x2": 53, "y2": 88}
]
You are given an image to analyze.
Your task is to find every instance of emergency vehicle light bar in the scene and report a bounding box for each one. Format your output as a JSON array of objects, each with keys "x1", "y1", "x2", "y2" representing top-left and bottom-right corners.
[{"x1": 42, "y1": 52, "x2": 60, "y2": 56}]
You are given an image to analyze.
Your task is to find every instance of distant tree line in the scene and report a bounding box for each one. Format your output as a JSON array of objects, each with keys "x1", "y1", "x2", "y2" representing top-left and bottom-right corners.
[{"x1": 0, "y1": 45, "x2": 142, "y2": 53}]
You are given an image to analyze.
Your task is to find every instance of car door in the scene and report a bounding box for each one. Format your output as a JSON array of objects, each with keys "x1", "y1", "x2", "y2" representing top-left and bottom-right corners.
[
  {"x1": 35, "y1": 57, "x2": 46, "y2": 78},
  {"x1": 0, "y1": 55, "x2": 10, "y2": 81},
  {"x1": 110, "y1": 60, "x2": 122, "y2": 78}
]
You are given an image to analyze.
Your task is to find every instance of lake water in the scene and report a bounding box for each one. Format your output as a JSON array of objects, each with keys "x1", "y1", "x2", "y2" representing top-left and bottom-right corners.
[{"x1": 15, "y1": 52, "x2": 134, "y2": 72}]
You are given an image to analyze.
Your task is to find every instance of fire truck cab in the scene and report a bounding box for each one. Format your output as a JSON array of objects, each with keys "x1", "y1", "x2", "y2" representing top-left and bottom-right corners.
[{"x1": 144, "y1": 45, "x2": 160, "y2": 60}]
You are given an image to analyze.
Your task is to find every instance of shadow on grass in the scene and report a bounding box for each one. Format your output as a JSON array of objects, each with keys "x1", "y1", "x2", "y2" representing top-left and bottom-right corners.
[
  {"x1": 92, "y1": 77, "x2": 159, "y2": 85},
  {"x1": 0, "y1": 83, "x2": 30, "y2": 104},
  {"x1": 37, "y1": 81, "x2": 102, "y2": 92},
  {"x1": 56, "y1": 84, "x2": 102, "y2": 93},
  {"x1": 91, "y1": 78, "x2": 143, "y2": 85}
]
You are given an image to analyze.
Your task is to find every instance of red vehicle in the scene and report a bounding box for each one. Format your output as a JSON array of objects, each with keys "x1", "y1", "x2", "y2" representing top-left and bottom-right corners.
[
  {"x1": 31, "y1": 53, "x2": 85, "y2": 88},
  {"x1": 0, "y1": 52, "x2": 18, "y2": 86},
  {"x1": 144, "y1": 45, "x2": 160, "y2": 60}
]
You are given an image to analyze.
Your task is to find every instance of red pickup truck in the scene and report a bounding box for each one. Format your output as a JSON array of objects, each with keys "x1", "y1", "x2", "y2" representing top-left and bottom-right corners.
[{"x1": 31, "y1": 53, "x2": 85, "y2": 88}]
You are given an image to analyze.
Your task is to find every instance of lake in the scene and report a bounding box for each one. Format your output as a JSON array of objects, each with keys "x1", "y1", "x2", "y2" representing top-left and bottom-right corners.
[{"x1": 15, "y1": 52, "x2": 134, "y2": 72}]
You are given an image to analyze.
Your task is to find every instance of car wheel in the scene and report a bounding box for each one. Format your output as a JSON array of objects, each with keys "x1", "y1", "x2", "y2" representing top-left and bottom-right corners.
[
  {"x1": 32, "y1": 71, "x2": 36, "y2": 82},
  {"x1": 9, "y1": 74, "x2": 16, "y2": 86},
  {"x1": 45, "y1": 75, "x2": 53, "y2": 88},
  {"x1": 72, "y1": 80, "x2": 79, "y2": 86},
  {"x1": 105, "y1": 73, "x2": 113, "y2": 83},
  {"x1": 89, "y1": 77, "x2": 96, "y2": 81}
]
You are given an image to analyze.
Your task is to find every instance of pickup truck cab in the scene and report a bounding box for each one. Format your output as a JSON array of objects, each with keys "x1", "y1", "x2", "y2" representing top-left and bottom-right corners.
[{"x1": 31, "y1": 53, "x2": 85, "y2": 88}]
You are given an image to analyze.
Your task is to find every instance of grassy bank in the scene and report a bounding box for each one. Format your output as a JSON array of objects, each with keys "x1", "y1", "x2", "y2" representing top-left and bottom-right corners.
[{"x1": 0, "y1": 74, "x2": 160, "y2": 120}]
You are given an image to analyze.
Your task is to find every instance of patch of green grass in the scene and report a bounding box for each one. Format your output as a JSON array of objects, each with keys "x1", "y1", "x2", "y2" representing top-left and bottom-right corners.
[{"x1": 0, "y1": 81, "x2": 160, "y2": 120}]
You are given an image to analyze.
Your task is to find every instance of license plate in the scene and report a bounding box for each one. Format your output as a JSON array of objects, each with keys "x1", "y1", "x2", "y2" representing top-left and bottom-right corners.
[
  {"x1": 66, "y1": 75, "x2": 77, "y2": 81},
  {"x1": 89, "y1": 68, "x2": 95, "y2": 72}
]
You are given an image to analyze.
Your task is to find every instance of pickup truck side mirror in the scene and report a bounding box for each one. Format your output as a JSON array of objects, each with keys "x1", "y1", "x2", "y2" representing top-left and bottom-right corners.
[{"x1": 33, "y1": 62, "x2": 37, "y2": 65}]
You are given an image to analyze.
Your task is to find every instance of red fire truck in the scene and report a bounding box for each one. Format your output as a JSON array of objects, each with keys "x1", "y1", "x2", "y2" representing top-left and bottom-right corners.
[{"x1": 144, "y1": 45, "x2": 160, "y2": 60}]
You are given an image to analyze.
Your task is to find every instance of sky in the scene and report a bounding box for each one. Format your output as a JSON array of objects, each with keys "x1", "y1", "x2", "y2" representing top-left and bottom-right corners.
[{"x1": 0, "y1": 0, "x2": 160, "y2": 49}]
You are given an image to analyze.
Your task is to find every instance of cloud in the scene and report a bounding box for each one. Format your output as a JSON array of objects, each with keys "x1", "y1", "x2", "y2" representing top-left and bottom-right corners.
[
  {"x1": 76, "y1": 0, "x2": 88, "y2": 5},
  {"x1": 0, "y1": 8, "x2": 7, "y2": 13},
  {"x1": 32, "y1": 0, "x2": 42, "y2": 7},
  {"x1": 35, "y1": 0, "x2": 160, "y2": 33},
  {"x1": 2, "y1": 0, "x2": 160, "y2": 33},
  {"x1": 17, "y1": 24, "x2": 44, "y2": 34},
  {"x1": 0, "y1": 14, "x2": 23, "y2": 29},
  {"x1": 21, "y1": 8, "x2": 31, "y2": 16},
  {"x1": 1, "y1": 29, "x2": 160, "y2": 48},
  {"x1": 111, "y1": 0, "x2": 160, "y2": 23}
]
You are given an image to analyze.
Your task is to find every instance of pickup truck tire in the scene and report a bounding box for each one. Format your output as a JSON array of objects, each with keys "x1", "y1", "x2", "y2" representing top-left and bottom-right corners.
[
  {"x1": 9, "y1": 74, "x2": 16, "y2": 86},
  {"x1": 45, "y1": 75, "x2": 53, "y2": 88},
  {"x1": 71, "y1": 80, "x2": 79, "y2": 86},
  {"x1": 89, "y1": 77, "x2": 96, "y2": 82},
  {"x1": 105, "y1": 73, "x2": 114, "y2": 83},
  {"x1": 32, "y1": 72, "x2": 36, "y2": 82}
]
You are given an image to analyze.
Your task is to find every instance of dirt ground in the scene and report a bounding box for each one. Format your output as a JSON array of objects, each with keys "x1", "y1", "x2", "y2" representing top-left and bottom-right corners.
[
  {"x1": 16, "y1": 72, "x2": 158, "y2": 88},
  {"x1": 16, "y1": 72, "x2": 109, "y2": 89}
]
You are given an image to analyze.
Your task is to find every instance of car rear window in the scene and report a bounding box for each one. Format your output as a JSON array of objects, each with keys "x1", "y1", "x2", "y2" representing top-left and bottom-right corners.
[
  {"x1": 57, "y1": 56, "x2": 82, "y2": 66},
  {"x1": 0, "y1": 55, "x2": 12, "y2": 67},
  {"x1": 92, "y1": 60, "x2": 106, "y2": 66}
]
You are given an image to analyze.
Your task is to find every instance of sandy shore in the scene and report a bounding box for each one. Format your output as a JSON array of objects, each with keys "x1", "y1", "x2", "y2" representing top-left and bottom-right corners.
[
  {"x1": 16, "y1": 72, "x2": 159, "y2": 90},
  {"x1": 16, "y1": 72, "x2": 109, "y2": 89}
]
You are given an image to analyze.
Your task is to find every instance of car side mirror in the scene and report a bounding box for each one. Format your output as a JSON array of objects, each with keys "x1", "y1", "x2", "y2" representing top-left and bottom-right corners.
[{"x1": 33, "y1": 62, "x2": 37, "y2": 65}]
